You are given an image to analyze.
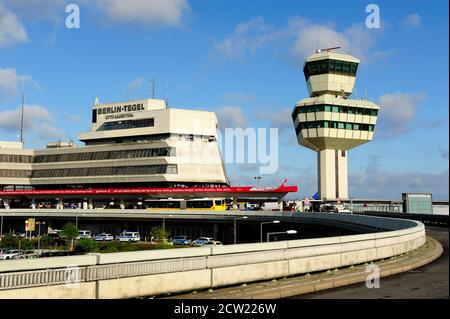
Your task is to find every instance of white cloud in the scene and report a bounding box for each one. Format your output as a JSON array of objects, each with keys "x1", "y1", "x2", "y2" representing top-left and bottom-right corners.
[
  {"x1": 91, "y1": 0, "x2": 190, "y2": 26},
  {"x1": 124, "y1": 77, "x2": 148, "y2": 97},
  {"x1": 350, "y1": 165, "x2": 449, "y2": 200},
  {"x1": 3, "y1": 0, "x2": 66, "y2": 23},
  {"x1": 400, "y1": 13, "x2": 422, "y2": 28},
  {"x1": 254, "y1": 108, "x2": 293, "y2": 132},
  {"x1": 216, "y1": 106, "x2": 247, "y2": 129},
  {"x1": 290, "y1": 18, "x2": 384, "y2": 63},
  {"x1": 212, "y1": 16, "x2": 388, "y2": 64},
  {"x1": 0, "y1": 104, "x2": 61, "y2": 140},
  {"x1": 0, "y1": 68, "x2": 34, "y2": 98},
  {"x1": 213, "y1": 16, "x2": 285, "y2": 61},
  {"x1": 377, "y1": 92, "x2": 427, "y2": 138},
  {"x1": 0, "y1": 3, "x2": 28, "y2": 47}
]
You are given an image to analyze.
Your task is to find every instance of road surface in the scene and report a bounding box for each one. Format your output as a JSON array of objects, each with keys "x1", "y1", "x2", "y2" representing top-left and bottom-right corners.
[{"x1": 289, "y1": 227, "x2": 449, "y2": 299}]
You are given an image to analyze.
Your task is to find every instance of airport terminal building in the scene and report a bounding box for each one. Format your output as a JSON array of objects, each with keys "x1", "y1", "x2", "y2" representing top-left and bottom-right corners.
[{"x1": 0, "y1": 98, "x2": 296, "y2": 209}]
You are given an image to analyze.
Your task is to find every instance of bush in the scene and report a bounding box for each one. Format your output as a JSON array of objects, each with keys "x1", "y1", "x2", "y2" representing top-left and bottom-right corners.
[
  {"x1": 76, "y1": 238, "x2": 98, "y2": 253},
  {"x1": 19, "y1": 239, "x2": 35, "y2": 250},
  {"x1": 39, "y1": 234, "x2": 55, "y2": 248},
  {"x1": 150, "y1": 226, "x2": 170, "y2": 244},
  {"x1": 0, "y1": 234, "x2": 18, "y2": 249},
  {"x1": 98, "y1": 241, "x2": 121, "y2": 253}
]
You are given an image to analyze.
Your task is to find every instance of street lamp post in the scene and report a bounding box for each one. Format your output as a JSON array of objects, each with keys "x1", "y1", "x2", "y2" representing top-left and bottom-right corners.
[
  {"x1": 0, "y1": 215, "x2": 3, "y2": 243},
  {"x1": 260, "y1": 220, "x2": 280, "y2": 243},
  {"x1": 266, "y1": 230, "x2": 297, "y2": 242},
  {"x1": 233, "y1": 216, "x2": 248, "y2": 245},
  {"x1": 36, "y1": 221, "x2": 45, "y2": 256}
]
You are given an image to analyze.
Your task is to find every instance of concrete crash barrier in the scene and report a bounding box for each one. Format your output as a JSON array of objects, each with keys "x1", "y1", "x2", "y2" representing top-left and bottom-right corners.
[{"x1": 0, "y1": 213, "x2": 427, "y2": 299}]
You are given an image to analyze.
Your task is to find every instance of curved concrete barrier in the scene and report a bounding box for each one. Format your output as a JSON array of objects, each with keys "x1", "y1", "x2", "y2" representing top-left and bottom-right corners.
[{"x1": 0, "y1": 213, "x2": 426, "y2": 299}]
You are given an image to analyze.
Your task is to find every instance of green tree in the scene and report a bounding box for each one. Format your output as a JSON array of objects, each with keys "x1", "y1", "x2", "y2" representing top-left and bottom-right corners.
[
  {"x1": 150, "y1": 226, "x2": 170, "y2": 244},
  {"x1": 60, "y1": 222, "x2": 78, "y2": 251},
  {"x1": 75, "y1": 238, "x2": 98, "y2": 253}
]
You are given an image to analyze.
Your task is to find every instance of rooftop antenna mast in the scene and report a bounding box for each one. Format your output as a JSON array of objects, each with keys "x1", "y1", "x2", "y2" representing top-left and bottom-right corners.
[
  {"x1": 20, "y1": 82, "x2": 25, "y2": 144},
  {"x1": 165, "y1": 82, "x2": 169, "y2": 107},
  {"x1": 152, "y1": 75, "x2": 155, "y2": 99}
]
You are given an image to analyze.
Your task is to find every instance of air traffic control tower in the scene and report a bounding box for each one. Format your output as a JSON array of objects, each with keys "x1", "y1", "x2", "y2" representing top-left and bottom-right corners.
[{"x1": 291, "y1": 48, "x2": 380, "y2": 200}]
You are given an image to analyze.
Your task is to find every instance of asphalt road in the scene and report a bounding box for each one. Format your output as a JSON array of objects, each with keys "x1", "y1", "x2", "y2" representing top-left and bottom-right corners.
[{"x1": 289, "y1": 226, "x2": 449, "y2": 299}]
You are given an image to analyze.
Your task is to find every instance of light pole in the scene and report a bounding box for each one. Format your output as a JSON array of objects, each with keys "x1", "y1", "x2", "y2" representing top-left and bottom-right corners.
[
  {"x1": 0, "y1": 215, "x2": 3, "y2": 243},
  {"x1": 260, "y1": 220, "x2": 280, "y2": 243},
  {"x1": 36, "y1": 221, "x2": 45, "y2": 256},
  {"x1": 162, "y1": 215, "x2": 172, "y2": 232},
  {"x1": 233, "y1": 216, "x2": 248, "y2": 245},
  {"x1": 254, "y1": 176, "x2": 261, "y2": 188},
  {"x1": 267, "y1": 230, "x2": 297, "y2": 242}
]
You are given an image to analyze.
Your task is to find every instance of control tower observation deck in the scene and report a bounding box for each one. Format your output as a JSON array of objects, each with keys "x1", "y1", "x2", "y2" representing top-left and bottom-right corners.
[{"x1": 291, "y1": 48, "x2": 380, "y2": 200}]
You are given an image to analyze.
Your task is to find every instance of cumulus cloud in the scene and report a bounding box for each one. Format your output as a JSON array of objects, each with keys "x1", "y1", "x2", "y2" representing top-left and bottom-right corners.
[
  {"x1": 400, "y1": 13, "x2": 422, "y2": 28},
  {"x1": 0, "y1": 104, "x2": 61, "y2": 140},
  {"x1": 377, "y1": 92, "x2": 427, "y2": 138},
  {"x1": 0, "y1": 68, "x2": 35, "y2": 98},
  {"x1": 124, "y1": 77, "x2": 149, "y2": 98},
  {"x1": 212, "y1": 16, "x2": 388, "y2": 64},
  {"x1": 3, "y1": 0, "x2": 66, "y2": 23},
  {"x1": 213, "y1": 16, "x2": 285, "y2": 61},
  {"x1": 90, "y1": 0, "x2": 190, "y2": 26},
  {"x1": 254, "y1": 108, "x2": 293, "y2": 132},
  {"x1": 216, "y1": 106, "x2": 247, "y2": 129},
  {"x1": 350, "y1": 166, "x2": 449, "y2": 200},
  {"x1": 0, "y1": 3, "x2": 28, "y2": 47}
]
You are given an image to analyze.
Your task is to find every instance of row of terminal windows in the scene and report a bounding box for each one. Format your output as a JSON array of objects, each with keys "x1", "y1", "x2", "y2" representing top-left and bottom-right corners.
[
  {"x1": 31, "y1": 164, "x2": 178, "y2": 178},
  {"x1": 103, "y1": 118, "x2": 154, "y2": 131},
  {"x1": 292, "y1": 104, "x2": 378, "y2": 121},
  {"x1": 303, "y1": 59, "x2": 358, "y2": 81},
  {"x1": 295, "y1": 121, "x2": 375, "y2": 135},
  {"x1": 33, "y1": 147, "x2": 174, "y2": 163},
  {"x1": 0, "y1": 170, "x2": 32, "y2": 178},
  {"x1": 0, "y1": 154, "x2": 33, "y2": 164}
]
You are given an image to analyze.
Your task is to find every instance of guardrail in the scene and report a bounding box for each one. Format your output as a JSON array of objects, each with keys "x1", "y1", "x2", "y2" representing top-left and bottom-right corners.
[
  {"x1": 0, "y1": 213, "x2": 426, "y2": 299},
  {"x1": 354, "y1": 211, "x2": 449, "y2": 228}
]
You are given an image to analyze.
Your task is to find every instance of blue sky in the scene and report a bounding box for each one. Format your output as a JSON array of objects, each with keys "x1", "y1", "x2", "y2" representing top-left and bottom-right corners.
[{"x1": 0, "y1": 0, "x2": 448, "y2": 200}]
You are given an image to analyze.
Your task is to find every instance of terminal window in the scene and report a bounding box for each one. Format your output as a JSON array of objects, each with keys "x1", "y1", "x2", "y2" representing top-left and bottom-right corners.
[{"x1": 103, "y1": 118, "x2": 154, "y2": 131}]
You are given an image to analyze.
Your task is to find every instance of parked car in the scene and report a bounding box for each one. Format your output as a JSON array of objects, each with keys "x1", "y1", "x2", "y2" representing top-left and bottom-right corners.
[
  {"x1": 191, "y1": 237, "x2": 214, "y2": 246},
  {"x1": 94, "y1": 233, "x2": 115, "y2": 241},
  {"x1": 0, "y1": 249, "x2": 22, "y2": 260},
  {"x1": 117, "y1": 231, "x2": 140, "y2": 242},
  {"x1": 202, "y1": 240, "x2": 223, "y2": 246},
  {"x1": 76, "y1": 230, "x2": 92, "y2": 240},
  {"x1": 12, "y1": 250, "x2": 37, "y2": 259},
  {"x1": 172, "y1": 235, "x2": 192, "y2": 246}
]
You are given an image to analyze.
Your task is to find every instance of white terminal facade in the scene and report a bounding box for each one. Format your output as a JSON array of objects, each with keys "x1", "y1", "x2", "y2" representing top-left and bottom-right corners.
[
  {"x1": 0, "y1": 98, "x2": 229, "y2": 191},
  {"x1": 292, "y1": 49, "x2": 379, "y2": 200}
]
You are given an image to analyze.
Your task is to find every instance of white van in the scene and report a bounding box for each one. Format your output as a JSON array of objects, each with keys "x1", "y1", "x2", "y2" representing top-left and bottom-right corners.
[
  {"x1": 77, "y1": 230, "x2": 92, "y2": 239},
  {"x1": 117, "y1": 231, "x2": 140, "y2": 242}
]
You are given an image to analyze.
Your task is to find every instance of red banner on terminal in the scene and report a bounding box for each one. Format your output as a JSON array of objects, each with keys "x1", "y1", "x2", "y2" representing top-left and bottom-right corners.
[{"x1": 0, "y1": 185, "x2": 298, "y2": 196}]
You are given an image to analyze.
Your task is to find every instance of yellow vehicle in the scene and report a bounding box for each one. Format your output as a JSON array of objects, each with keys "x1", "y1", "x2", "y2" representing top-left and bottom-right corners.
[
  {"x1": 186, "y1": 198, "x2": 226, "y2": 210},
  {"x1": 145, "y1": 198, "x2": 226, "y2": 211}
]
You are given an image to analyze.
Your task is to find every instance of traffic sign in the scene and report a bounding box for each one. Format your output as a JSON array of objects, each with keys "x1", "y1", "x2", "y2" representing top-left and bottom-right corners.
[{"x1": 28, "y1": 218, "x2": 36, "y2": 231}]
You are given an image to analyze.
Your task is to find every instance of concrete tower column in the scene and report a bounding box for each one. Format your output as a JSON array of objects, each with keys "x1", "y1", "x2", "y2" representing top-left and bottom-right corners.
[
  {"x1": 336, "y1": 150, "x2": 348, "y2": 199},
  {"x1": 318, "y1": 149, "x2": 348, "y2": 200},
  {"x1": 318, "y1": 149, "x2": 336, "y2": 200}
]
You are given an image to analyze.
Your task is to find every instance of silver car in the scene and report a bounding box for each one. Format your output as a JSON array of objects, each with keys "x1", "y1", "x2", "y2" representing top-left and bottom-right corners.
[{"x1": 94, "y1": 233, "x2": 115, "y2": 241}]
